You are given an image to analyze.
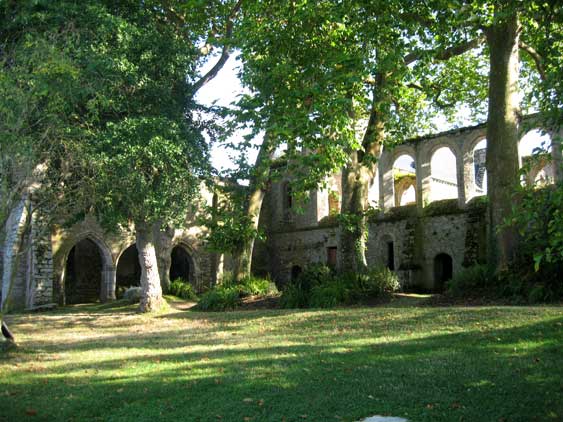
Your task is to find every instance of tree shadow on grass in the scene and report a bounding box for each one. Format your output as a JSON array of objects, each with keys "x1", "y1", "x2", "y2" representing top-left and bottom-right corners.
[{"x1": 0, "y1": 309, "x2": 561, "y2": 422}]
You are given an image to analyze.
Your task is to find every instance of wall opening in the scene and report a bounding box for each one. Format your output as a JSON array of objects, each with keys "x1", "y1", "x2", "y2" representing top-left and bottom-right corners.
[
  {"x1": 472, "y1": 139, "x2": 487, "y2": 195},
  {"x1": 283, "y1": 182, "x2": 293, "y2": 210},
  {"x1": 519, "y1": 129, "x2": 554, "y2": 186},
  {"x1": 291, "y1": 265, "x2": 302, "y2": 281},
  {"x1": 328, "y1": 191, "x2": 340, "y2": 215},
  {"x1": 116, "y1": 245, "x2": 141, "y2": 292},
  {"x1": 433, "y1": 253, "x2": 453, "y2": 292},
  {"x1": 430, "y1": 147, "x2": 458, "y2": 202},
  {"x1": 386, "y1": 241, "x2": 395, "y2": 271},
  {"x1": 327, "y1": 247, "x2": 337, "y2": 269},
  {"x1": 65, "y1": 238, "x2": 102, "y2": 304},
  {"x1": 170, "y1": 245, "x2": 193, "y2": 285},
  {"x1": 393, "y1": 154, "x2": 416, "y2": 206}
]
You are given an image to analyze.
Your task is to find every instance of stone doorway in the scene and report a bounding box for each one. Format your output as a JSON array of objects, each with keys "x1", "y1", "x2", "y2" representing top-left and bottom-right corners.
[
  {"x1": 65, "y1": 239, "x2": 103, "y2": 304},
  {"x1": 116, "y1": 245, "x2": 141, "y2": 291},
  {"x1": 169, "y1": 245, "x2": 194, "y2": 287},
  {"x1": 433, "y1": 253, "x2": 453, "y2": 292}
]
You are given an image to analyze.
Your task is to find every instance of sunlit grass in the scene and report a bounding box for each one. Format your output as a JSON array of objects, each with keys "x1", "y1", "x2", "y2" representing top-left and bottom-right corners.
[{"x1": 0, "y1": 300, "x2": 561, "y2": 421}]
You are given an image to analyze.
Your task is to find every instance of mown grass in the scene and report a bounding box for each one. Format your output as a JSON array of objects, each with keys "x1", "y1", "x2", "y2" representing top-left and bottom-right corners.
[{"x1": 0, "y1": 298, "x2": 561, "y2": 422}]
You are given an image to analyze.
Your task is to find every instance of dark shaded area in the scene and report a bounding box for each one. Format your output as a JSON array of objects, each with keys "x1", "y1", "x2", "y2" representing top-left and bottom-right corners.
[
  {"x1": 290, "y1": 265, "x2": 302, "y2": 281},
  {"x1": 169, "y1": 246, "x2": 191, "y2": 284},
  {"x1": 434, "y1": 253, "x2": 453, "y2": 292},
  {"x1": 65, "y1": 239, "x2": 102, "y2": 304},
  {"x1": 116, "y1": 245, "x2": 141, "y2": 290},
  {"x1": 386, "y1": 241, "x2": 395, "y2": 271}
]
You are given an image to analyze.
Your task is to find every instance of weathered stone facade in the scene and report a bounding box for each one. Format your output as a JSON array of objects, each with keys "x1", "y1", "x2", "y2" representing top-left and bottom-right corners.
[
  {"x1": 2, "y1": 119, "x2": 561, "y2": 308},
  {"x1": 255, "y1": 120, "x2": 562, "y2": 290}
]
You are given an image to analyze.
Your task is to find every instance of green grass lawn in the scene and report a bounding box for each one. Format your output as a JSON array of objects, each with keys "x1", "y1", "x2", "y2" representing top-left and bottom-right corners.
[{"x1": 0, "y1": 297, "x2": 561, "y2": 422}]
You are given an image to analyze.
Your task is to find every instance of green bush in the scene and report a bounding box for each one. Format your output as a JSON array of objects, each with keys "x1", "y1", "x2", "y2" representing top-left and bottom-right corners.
[
  {"x1": 361, "y1": 266, "x2": 400, "y2": 296},
  {"x1": 279, "y1": 283, "x2": 310, "y2": 308},
  {"x1": 169, "y1": 279, "x2": 198, "y2": 301},
  {"x1": 280, "y1": 264, "x2": 399, "y2": 309},
  {"x1": 197, "y1": 286, "x2": 241, "y2": 311},
  {"x1": 310, "y1": 280, "x2": 350, "y2": 308},
  {"x1": 236, "y1": 276, "x2": 274, "y2": 296},
  {"x1": 446, "y1": 265, "x2": 492, "y2": 297}
]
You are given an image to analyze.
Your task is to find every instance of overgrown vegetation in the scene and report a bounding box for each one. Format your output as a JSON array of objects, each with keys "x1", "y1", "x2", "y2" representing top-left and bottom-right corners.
[
  {"x1": 168, "y1": 279, "x2": 198, "y2": 301},
  {"x1": 196, "y1": 275, "x2": 277, "y2": 311},
  {"x1": 280, "y1": 264, "x2": 399, "y2": 309}
]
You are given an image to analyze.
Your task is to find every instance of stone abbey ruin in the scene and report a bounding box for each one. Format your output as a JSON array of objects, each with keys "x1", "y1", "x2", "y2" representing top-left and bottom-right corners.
[{"x1": 1, "y1": 118, "x2": 561, "y2": 311}]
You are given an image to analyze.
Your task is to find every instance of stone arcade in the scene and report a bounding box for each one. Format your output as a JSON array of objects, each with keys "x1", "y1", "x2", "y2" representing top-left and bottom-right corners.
[{"x1": 2, "y1": 120, "x2": 561, "y2": 310}]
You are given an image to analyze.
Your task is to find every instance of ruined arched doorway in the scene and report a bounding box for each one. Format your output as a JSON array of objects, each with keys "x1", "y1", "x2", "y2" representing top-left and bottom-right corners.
[
  {"x1": 434, "y1": 253, "x2": 453, "y2": 292},
  {"x1": 291, "y1": 265, "x2": 302, "y2": 281},
  {"x1": 116, "y1": 245, "x2": 141, "y2": 293},
  {"x1": 65, "y1": 239, "x2": 103, "y2": 304},
  {"x1": 169, "y1": 245, "x2": 194, "y2": 287}
]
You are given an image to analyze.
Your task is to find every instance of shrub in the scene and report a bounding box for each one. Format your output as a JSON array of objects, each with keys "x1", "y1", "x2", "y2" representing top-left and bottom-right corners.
[
  {"x1": 446, "y1": 265, "x2": 492, "y2": 297},
  {"x1": 362, "y1": 266, "x2": 400, "y2": 295},
  {"x1": 197, "y1": 286, "x2": 241, "y2": 311},
  {"x1": 310, "y1": 279, "x2": 350, "y2": 308},
  {"x1": 279, "y1": 283, "x2": 310, "y2": 308},
  {"x1": 237, "y1": 276, "x2": 273, "y2": 296},
  {"x1": 123, "y1": 286, "x2": 141, "y2": 303},
  {"x1": 280, "y1": 264, "x2": 399, "y2": 309},
  {"x1": 169, "y1": 279, "x2": 197, "y2": 301}
]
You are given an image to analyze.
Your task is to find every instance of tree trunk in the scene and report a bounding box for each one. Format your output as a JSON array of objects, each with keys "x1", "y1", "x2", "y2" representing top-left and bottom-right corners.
[
  {"x1": 339, "y1": 83, "x2": 385, "y2": 273},
  {"x1": 485, "y1": 7, "x2": 521, "y2": 272},
  {"x1": 339, "y1": 159, "x2": 372, "y2": 273},
  {"x1": 153, "y1": 222, "x2": 174, "y2": 293},
  {"x1": 231, "y1": 135, "x2": 274, "y2": 282},
  {"x1": 136, "y1": 222, "x2": 163, "y2": 312}
]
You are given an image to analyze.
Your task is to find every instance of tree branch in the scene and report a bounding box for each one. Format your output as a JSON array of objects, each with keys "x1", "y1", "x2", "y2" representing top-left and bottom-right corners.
[
  {"x1": 192, "y1": 0, "x2": 243, "y2": 94},
  {"x1": 404, "y1": 35, "x2": 485, "y2": 66},
  {"x1": 519, "y1": 41, "x2": 546, "y2": 81}
]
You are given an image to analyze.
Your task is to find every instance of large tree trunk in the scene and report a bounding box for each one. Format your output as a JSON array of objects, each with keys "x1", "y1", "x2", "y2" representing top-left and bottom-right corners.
[
  {"x1": 485, "y1": 7, "x2": 521, "y2": 272},
  {"x1": 136, "y1": 222, "x2": 163, "y2": 312},
  {"x1": 339, "y1": 84, "x2": 385, "y2": 273},
  {"x1": 153, "y1": 222, "x2": 174, "y2": 293},
  {"x1": 232, "y1": 135, "x2": 274, "y2": 282},
  {"x1": 340, "y1": 159, "x2": 372, "y2": 273}
]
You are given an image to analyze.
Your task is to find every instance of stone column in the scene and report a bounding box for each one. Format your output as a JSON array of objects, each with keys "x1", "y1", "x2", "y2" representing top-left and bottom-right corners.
[
  {"x1": 100, "y1": 265, "x2": 116, "y2": 302},
  {"x1": 416, "y1": 146, "x2": 430, "y2": 209},
  {"x1": 456, "y1": 151, "x2": 467, "y2": 207}
]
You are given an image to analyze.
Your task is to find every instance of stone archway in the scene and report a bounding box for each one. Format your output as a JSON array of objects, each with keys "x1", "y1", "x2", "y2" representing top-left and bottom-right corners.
[
  {"x1": 433, "y1": 253, "x2": 453, "y2": 292},
  {"x1": 169, "y1": 244, "x2": 197, "y2": 288},
  {"x1": 116, "y1": 244, "x2": 141, "y2": 293},
  {"x1": 64, "y1": 238, "x2": 106, "y2": 304}
]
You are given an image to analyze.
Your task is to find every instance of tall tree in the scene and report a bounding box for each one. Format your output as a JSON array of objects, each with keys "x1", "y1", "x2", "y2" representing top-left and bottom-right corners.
[
  {"x1": 226, "y1": 0, "x2": 488, "y2": 275},
  {"x1": 0, "y1": 0, "x2": 242, "y2": 313}
]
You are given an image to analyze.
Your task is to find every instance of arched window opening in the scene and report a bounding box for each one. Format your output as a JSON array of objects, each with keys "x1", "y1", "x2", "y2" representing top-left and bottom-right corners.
[
  {"x1": 393, "y1": 155, "x2": 416, "y2": 207},
  {"x1": 519, "y1": 129, "x2": 553, "y2": 186},
  {"x1": 433, "y1": 253, "x2": 453, "y2": 292},
  {"x1": 170, "y1": 245, "x2": 193, "y2": 285},
  {"x1": 430, "y1": 147, "x2": 458, "y2": 202},
  {"x1": 328, "y1": 190, "x2": 340, "y2": 215},
  {"x1": 65, "y1": 239, "x2": 102, "y2": 304},
  {"x1": 472, "y1": 139, "x2": 487, "y2": 195},
  {"x1": 116, "y1": 245, "x2": 141, "y2": 293},
  {"x1": 326, "y1": 247, "x2": 338, "y2": 269}
]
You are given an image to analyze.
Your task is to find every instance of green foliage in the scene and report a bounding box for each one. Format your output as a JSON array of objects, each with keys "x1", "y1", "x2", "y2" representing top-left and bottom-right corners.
[
  {"x1": 199, "y1": 187, "x2": 265, "y2": 255},
  {"x1": 196, "y1": 275, "x2": 275, "y2": 311},
  {"x1": 280, "y1": 264, "x2": 399, "y2": 309},
  {"x1": 446, "y1": 265, "x2": 493, "y2": 297},
  {"x1": 169, "y1": 279, "x2": 198, "y2": 301},
  {"x1": 197, "y1": 286, "x2": 241, "y2": 312}
]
